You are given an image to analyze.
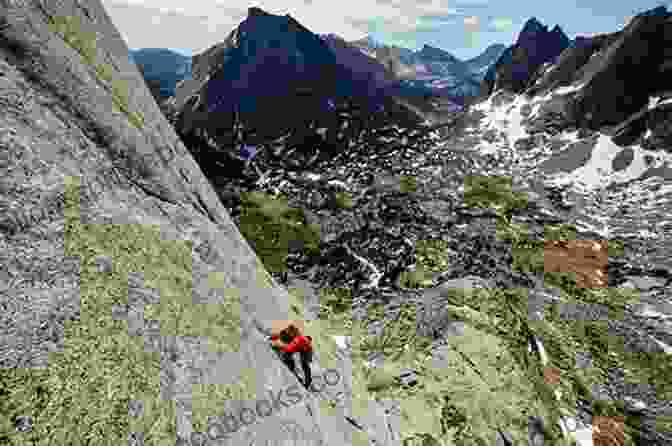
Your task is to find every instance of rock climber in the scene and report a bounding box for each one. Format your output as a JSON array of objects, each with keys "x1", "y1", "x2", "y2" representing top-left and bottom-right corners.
[{"x1": 270, "y1": 322, "x2": 314, "y2": 391}]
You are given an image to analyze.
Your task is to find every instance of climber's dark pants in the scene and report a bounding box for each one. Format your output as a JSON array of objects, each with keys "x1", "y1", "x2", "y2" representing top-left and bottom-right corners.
[{"x1": 280, "y1": 350, "x2": 313, "y2": 389}]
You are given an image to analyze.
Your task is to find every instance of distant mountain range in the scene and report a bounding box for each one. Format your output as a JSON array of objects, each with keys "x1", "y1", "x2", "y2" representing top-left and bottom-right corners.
[
  {"x1": 130, "y1": 30, "x2": 506, "y2": 106},
  {"x1": 129, "y1": 48, "x2": 192, "y2": 99},
  {"x1": 347, "y1": 38, "x2": 506, "y2": 98}
]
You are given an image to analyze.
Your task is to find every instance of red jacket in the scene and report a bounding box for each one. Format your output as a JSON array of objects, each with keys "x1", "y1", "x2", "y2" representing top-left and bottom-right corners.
[{"x1": 271, "y1": 334, "x2": 313, "y2": 353}]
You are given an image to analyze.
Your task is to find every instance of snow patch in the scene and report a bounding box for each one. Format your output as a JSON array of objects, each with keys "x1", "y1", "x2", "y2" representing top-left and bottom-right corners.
[
  {"x1": 652, "y1": 337, "x2": 672, "y2": 354},
  {"x1": 659, "y1": 97, "x2": 672, "y2": 106},
  {"x1": 649, "y1": 96, "x2": 661, "y2": 109},
  {"x1": 545, "y1": 135, "x2": 648, "y2": 191},
  {"x1": 327, "y1": 179, "x2": 348, "y2": 189},
  {"x1": 478, "y1": 94, "x2": 530, "y2": 148},
  {"x1": 554, "y1": 82, "x2": 585, "y2": 95},
  {"x1": 332, "y1": 335, "x2": 351, "y2": 350}
]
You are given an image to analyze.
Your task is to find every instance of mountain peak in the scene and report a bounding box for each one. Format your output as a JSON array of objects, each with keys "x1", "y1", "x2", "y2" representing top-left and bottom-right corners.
[
  {"x1": 638, "y1": 5, "x2": 669, "y2": 18},
  {"x1": 248, "y1": 6, "x2": 270, "y2": 17},
  {"x1": 521, "y1": 17, "x2": 547, "y2": 34}
]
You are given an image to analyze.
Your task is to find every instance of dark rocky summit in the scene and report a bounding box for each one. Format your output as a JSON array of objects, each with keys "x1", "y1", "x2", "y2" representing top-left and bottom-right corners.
[
  {"x1": 169, "y1": 7, "x2": 443, "y2": 190},
  {"x1": 484, "y1": 6, "x2": 672, "y2": 156},
  {"x1": 568, "y1": 7, "x2": 672, "y2": 129},
  {"x1": 482, "y1": 17, "x2": 570, "y2": 96}
]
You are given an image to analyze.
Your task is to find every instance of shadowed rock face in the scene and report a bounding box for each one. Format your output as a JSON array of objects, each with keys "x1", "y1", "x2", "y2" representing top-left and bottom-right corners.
[
  {"x1": 170, "y1": 7, "x2": 445, "y2": 182},
  {"x1": 482, "y1": 5, "x2": 672, "y2": 154},
  {"x1": 524, "y1": 31, "x2": 624, "y2": 100},
  {"x1": 0, "y1": 1, "x2": 399, "y2": 444},
  {"x1": 569, "y1": 7, "x2": 672, "y2": 129},
  {"x1": 320, "y1": 33, "x2": 397, "y2": 90}
]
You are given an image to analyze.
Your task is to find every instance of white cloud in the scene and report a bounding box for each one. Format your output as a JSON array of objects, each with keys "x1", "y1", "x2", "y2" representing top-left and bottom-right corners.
[
  {"x1": 463, "y1": 15, "x2": 480, "y2": 27},
  {"x1": 103, "y1": 0, "x2": 463, "y2": 53}
]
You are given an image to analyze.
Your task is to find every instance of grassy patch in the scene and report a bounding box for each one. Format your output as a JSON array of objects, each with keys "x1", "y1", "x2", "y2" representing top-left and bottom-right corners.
[
  {"x1": 111, "y1": 78, "x2": 145, "y2": 130},
  {"x1": 415, "y1": 239, "x2": 451, "y2": 274},
  {"x1": 397, "y1": 267, "x2": 434, "y2": 289},
  {"x1": 237, "y1": 190, "x2": 321, "y2": 275},
  {"x1": 397, "y1": 238, "x2": 452, "y2": 289},
  {"x1": 334, "y1": 190, "x2": 355, "y2": 209},
  {"x1": 347, "y1": 295, "x2": 571, "y2": 446},
  {"x1": 47, "y1": 15, "x2": 145, "y2": 130},
  {"x1": 399, "y1": 175, "x2": 418, "y2": 194},
  {"x1": 317, "y1": 286, "x2": 353, "y2": 319},
  {"x1": 463, "y1": 175, "x2": 528, "y2": 223},
  {"x1": 0, "y1": 176, "x2": 241, "y2": 445},
  {"x1": 189, "y1": 367, "x2": 257, "y2": 433}
]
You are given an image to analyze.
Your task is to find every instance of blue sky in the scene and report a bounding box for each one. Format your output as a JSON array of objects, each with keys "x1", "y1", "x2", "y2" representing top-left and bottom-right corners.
[{"x1": 103, "y1": 0, "x2": 671, "y2": 61}]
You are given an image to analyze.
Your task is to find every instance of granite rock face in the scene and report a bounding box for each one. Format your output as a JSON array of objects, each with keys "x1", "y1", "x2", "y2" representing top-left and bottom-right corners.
[{"x1": 0, "y1": 1, "x2": 399, "y2": 445}]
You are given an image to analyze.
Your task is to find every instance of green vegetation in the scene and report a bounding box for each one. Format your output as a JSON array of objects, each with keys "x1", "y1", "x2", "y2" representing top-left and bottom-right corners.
[
  {"x1": 463, "y1": 175, "x2": 528, "y2": 224},
  {"x1": 397, "y1": 268, "x2": 434, "y2": 289},
  {"x1": 397, "y1": 239, "x2": 452, "y2": 289},
  {"x1": 399, "y1": 175, "x2": 418, "y2": 194},
  {"x1": 0, "y1": 176, "x2": 242, "y2": 445},
  {"x1": 334, "y1": 190, "x2": 355, "y2": 209},
  {"x1": 47, "y1": 15, "x2": 145, "y2": 130},
  {"x1": 190, "y1": 367, "x2": 257, "y2": 433},
  {"x1": 317, "y1": 286, "x2": 354, "y2": 319},
  {"x1": 237, "y1": 190, "x2": 321, "y2": 275},
  {"x1": 2, "y1": 165, "x2": 665, "y2": 446},
  {"x1": 297, "y1": 174, "x2": 666, "y2": 445}
]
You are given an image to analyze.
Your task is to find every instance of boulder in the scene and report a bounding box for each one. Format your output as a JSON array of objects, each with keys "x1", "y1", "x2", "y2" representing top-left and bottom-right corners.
[
  {"x1": 416, "y1": 276, "x2": 495, "y2": 339},
  {"x1": 611, "y1": 147, "x2": 635, "y2": 172}
]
